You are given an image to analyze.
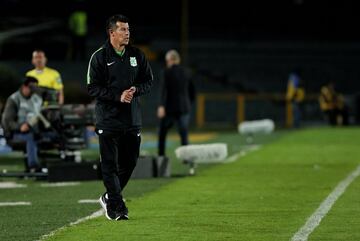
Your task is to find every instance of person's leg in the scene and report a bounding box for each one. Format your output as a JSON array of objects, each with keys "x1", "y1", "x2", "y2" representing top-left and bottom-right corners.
[
  {"x1": 158, "y1": 116, "x2": 174, "y2": 156},
  {"x1": 323, "y1": 110, "x2": 330, "y2": 124},
  {"x1": 292, "y1": 102, "x2": 301, "y2": 128},
  {"x1": 98, "y1": 132, "x2": 122, "y2": 204},
  {"x1": 329, "y1": 109, "x2": 337, "y2": 125},
  {"x1": 341, "y1": 106, "x2": 350, "y2": 126},
  {"x1": 13, "y1": 132, "x2": 39, "y2": 169},
  {"x1": 176, "y1": 114, "x2": 194, "y2": 174},
  {"x1": 177, "y1": 113, "x2": 190, "y2": 146},
  {"x1": 117, "y1": 129, "x2": 141, "y2": 191}
]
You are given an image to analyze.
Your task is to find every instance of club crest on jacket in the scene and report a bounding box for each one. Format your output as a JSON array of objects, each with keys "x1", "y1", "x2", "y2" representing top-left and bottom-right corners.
[{"x1": 130, "y1": 57, "x2": 137, "y2": 67}]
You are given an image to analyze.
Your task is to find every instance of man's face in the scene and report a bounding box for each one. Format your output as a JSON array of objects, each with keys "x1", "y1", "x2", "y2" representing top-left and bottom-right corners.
[
  {"x1": 23, "y1": 82, "x2": 38, "y2": 97},
  {"x1": 165, "y1": 53, "x2": 178, "y2": 68},
  {"x1": 110, "y1": 21, "x2": 130, "y2": 46},
  {"x1": 165, "y1": 54, "x2": 173, "y2": 68},
  {"x1": 32, "y1": 51, "x2": 46, "y2": 69}
]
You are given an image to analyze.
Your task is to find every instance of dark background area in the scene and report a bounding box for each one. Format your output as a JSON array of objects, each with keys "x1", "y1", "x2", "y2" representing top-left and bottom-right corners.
[
  {"x1": 1, "y1": 0, "x2": 360, "y2": 125},
  {"x1": 1, "y1": 0, "x2": 359, "y2": 40}
]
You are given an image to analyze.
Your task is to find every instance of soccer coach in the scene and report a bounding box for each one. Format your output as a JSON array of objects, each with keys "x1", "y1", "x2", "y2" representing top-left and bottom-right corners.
[{"x1": 87, "y1": 14, "x2": 153, "y2": 220}]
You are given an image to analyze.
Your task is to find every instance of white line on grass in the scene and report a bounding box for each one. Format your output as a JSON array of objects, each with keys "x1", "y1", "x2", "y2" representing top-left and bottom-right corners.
[
  {"x1": 0, "y1": 182, "x2": 27, "y2": 189},
  {"x1": 224, "y1": 144, "x2": 261, "y2": 163},
  {"x1": 225, "y1": 152, "x2": 241, "y2": 163},
  {"x1": 0, "y1": 202, "x2": 31, "y2": 206},
  {"x1": 78, "y1": 199, "x2": 99, "y2": 204},
  {"x1": 40, "y1": 182, "x2": 80, "y2": 187},
  {"x1": 291, "y1": 164, "x2": 360, "y2": 241},
  {"x1": 70, "y1": 209, "x2": 103, "y2": 225},
  {"x1": 38, "y1": 209, "x2": 104, "y2": 241}
]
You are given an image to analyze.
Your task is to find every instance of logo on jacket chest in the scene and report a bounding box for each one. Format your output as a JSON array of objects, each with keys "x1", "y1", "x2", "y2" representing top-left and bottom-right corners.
[{"x1": 130, "y1": 57, "x2": 137, "y2": 67}]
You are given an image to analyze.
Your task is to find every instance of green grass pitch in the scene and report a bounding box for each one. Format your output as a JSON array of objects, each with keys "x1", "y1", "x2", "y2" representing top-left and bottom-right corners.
[{"x1": 1, "y1": 127, "x2": 360, "y2": 241}]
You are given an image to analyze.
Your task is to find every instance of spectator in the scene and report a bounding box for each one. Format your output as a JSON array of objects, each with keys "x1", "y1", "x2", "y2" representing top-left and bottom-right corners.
[
  {"x1": 1, "y1": 77, "x2": 44, "y2": 172},
  {"x1": 319, "y1": 81, "x2": 349, "y2": 126},
  {"x1": 26, "y1": 50, "x2": 64, "y2": 105},
  {"x1": 68, "y1": 3, "x2": 88, "y2": 61}
]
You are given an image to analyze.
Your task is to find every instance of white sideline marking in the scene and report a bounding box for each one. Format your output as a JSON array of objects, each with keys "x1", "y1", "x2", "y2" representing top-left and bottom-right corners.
[
  {"x1": 225, "y1": 153, "x2": 240, "y2": 163},
  {"x1": 224, "y1": 145, "x2": 261, "y2": 163},
  {"x1": 291, "y1": 164, "x2": 360, "y2": 241},
  {"x1": 78, "y1": 199, "x2": 99, "y2": 204},
  {"x1": 38, "y1": 209, "x2": 104, "y2": 241},
  {"x1": 70, "y1": 209, "x2": 104, "y2": 225},
  {"x1": 0, "y1": 182, "x2": 27, "y2": 189},
  {"x1": 0, "y1": 202, "x2": 31, "y2": 206},
  {"x1": 40, "y1": 182, "x2": 80, "y2": 187}
]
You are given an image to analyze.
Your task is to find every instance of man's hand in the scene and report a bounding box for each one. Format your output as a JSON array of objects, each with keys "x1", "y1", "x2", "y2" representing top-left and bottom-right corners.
[
  {"x1": 20, "y1": 123, "x2": 30, "y2": 133},
  {"x1": 120, "y1": 87, "x2": 136, "y2": 103},
  {"x1": 157, "y1": 106, "x2": 166, "y2": 118}
]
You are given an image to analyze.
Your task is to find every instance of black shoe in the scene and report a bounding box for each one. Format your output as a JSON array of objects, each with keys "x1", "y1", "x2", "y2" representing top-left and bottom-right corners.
[
  {"x1": 117, "y1": 200, "x2": 129, "y2": 220},
  {"x1": 99, "y1": 193, "x2": 129, "y2": 220},
  {"x1": 28, "y1": 164, "x2": 41, "y2": 173},
  {"x1": 99, "y1": 193, "x2": 115, "y2": 220}
]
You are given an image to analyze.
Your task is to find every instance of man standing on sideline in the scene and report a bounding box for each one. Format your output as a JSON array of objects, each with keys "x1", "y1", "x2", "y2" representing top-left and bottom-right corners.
[
  {"x1": 286, "y1": 69, "x2": 305, "y2": 128},
  {"x1": 157, "y1": 50, "x2": 195, "y2": 160},
  {"x1": 26, "y1": 50, "x2": 64, "y2": 105},
  {"x1": 87, "y1": 14, "x2": 153, "y2": 220}
]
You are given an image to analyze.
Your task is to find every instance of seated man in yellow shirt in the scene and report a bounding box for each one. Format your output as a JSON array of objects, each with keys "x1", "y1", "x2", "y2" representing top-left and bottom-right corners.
[
  {"x1": 319, "y1": 81, "x2": 349, "y2": 126},
  {"x1": 26, "y1": 50, "x2": 64, "y2": 105}
]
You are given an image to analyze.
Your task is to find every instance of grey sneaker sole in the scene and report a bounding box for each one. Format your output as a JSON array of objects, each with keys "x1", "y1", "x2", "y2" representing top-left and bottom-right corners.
[
  {"x1": 99, "y1": 196, "x2": 114, "y2": 221},
  {"x1": 116, "y1": 214, "x2": 129, "y2": 220}
]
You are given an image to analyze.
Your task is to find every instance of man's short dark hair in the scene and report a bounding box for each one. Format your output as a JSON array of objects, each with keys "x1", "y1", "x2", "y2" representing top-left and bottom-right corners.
[
  {"x1": 33, "y1": 49, "x2": 45, "y2": 54},
  {"x1": 106, "y1": 14, "x2": 129, "y2": 36},
  {"x1": 23, "y1": 76, "x2": 38, "y2": 86}
]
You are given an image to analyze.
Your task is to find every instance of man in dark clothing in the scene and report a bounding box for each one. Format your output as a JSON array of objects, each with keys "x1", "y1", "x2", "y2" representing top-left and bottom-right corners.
[
  {"x1": 87, "y1": 14, "x2": 153, "y2": 220},
  {"x1": 157, "y1": 49, "x2": 195, "y2": 158},
  {"x1": 1, "y1": 77, "x2": 44, "y2": 172}
]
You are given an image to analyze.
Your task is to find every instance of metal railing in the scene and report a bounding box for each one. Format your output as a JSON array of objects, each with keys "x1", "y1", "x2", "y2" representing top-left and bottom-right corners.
[{"x1": 196, "y1": 93, "x2": 319, "y2": 128}]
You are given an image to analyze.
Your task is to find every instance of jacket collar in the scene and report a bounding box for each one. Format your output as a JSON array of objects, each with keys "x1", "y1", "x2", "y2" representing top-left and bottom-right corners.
[{"x1": 104, "y1": 40, "x2": 128, "y2": 60}]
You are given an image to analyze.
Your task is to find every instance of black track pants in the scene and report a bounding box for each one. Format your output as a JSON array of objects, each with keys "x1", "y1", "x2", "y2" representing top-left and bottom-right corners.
[{"x1": 97, "y1": 128, "x2": 141, "y2": 204}]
